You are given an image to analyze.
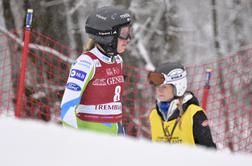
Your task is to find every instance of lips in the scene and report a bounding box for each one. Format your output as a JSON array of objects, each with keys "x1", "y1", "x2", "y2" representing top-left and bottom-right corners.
[{"x1": 158, "y1": 95, "x2": 164, "y2": 98}]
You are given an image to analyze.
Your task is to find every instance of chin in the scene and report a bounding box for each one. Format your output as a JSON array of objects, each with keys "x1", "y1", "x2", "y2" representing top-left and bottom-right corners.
[
  {"x1": 158, "y1": 98, "x2": 165, "y2": 101},
  {"x1": 118, "y1": 50, "x2": 125, "y2": 54}
]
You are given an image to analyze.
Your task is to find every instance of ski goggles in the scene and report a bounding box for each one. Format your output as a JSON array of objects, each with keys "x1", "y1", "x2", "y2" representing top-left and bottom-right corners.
[
  {"x1": 118, "y1": 26, "x2": 133, "y2": 40},
  {"x1": 148, "y1": 72, "x2": 166, "y2": 86},
  {"x1": 148, "y1": 70, "x2": 187, "y2": 86}
]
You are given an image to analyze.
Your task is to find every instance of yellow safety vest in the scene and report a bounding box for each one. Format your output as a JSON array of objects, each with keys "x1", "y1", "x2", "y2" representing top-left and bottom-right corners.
[{"x1": 149, "y1": 104, "x2": 205, "y2": 145}]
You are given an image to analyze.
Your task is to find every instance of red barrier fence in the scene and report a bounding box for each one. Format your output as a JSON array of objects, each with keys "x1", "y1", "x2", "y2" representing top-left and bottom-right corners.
[{"x1": 0, "y1": 29, "x2": 251, "y2": 153}]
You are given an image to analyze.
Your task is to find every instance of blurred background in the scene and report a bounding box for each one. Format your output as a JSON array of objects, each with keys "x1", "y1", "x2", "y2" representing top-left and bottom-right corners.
[{"x1": 2, "y1": 0, "x2": 252, "y2": 66}]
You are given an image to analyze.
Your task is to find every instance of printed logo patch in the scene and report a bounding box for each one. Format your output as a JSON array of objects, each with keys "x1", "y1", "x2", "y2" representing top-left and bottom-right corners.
[
  {"x1": 66, "y1": 82, "x2": 81, "y2": 91},
  {"x1": 70, "y1": 69, "x2": 87, "y2": 81}
]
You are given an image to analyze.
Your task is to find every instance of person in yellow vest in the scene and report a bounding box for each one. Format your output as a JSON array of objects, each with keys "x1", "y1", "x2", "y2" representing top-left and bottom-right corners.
[{"x1": 148, "y1": 62, "x2": 216, "y2": 148}]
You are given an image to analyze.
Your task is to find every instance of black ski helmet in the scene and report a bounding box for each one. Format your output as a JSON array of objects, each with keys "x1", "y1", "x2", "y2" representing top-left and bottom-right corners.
[{"x1": 85, "y1": 6, "x2": 132, "y2": 55}]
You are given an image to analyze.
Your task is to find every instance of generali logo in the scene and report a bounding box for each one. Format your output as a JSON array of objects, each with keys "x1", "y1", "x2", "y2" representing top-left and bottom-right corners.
[{"x1": 92, "y1": 75, "x2": 124, "y2": 86}]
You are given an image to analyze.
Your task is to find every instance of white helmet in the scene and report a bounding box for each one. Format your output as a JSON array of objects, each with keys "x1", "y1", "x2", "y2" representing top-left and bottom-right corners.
[{"x1": 148, "y1": 62, "x2": 187, "y2": 97}]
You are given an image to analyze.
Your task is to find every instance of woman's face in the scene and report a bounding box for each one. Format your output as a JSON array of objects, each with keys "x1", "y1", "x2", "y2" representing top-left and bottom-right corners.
[
  {"x1": 155, "y1": 84, "x2": 174, "y2": 102},
  {"x1": 117, "y1": 26, "x2": 132, "y2": 54}
]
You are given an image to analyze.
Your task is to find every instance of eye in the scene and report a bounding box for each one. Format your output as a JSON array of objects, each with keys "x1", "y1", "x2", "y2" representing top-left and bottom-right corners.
[{"x1": 118, "y1": 26, "x2": 132, "y2": 40}]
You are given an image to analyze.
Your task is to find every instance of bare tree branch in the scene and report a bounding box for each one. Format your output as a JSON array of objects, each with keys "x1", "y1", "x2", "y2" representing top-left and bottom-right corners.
[{"x1": 0, "y1": 26, "x2": 74, "y2": 64}]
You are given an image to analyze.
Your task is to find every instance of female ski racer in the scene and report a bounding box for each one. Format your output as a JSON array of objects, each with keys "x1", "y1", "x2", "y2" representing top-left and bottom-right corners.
[
  {"x1": 60, "y1": 6, "x2": 133, "y2": 134},
  {"x1": 148, "y1": 62, "x2": 216, "y2": 148}
]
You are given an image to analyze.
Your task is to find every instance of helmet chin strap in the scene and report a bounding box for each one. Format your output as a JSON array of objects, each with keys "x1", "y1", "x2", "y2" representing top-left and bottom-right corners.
[{"x1": 96, "y1": 43, "x2": 117, "y2": 62}]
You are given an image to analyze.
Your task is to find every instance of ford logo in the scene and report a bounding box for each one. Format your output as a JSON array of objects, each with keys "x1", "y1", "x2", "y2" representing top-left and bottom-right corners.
[{"x1": 66, "y1": 82, "x2": 81, "y2": 91}]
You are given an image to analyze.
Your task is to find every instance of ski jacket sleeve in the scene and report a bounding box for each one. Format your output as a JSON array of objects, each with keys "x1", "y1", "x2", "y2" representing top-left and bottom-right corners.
[
  {"x1": 60, "y1": 54, "x2": 95, "y2": 128},
  {"x1": 193, "y1": 111, "x2": 217, "y2": 148}
]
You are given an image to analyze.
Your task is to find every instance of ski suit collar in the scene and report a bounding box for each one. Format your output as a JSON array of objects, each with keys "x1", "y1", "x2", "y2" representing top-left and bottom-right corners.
[
  {"x1": 90, "y1": 47, "x2": 118, "y2": 64},
  {"x1": 156, "y1": 91, "x2": 200, "y2": 121}
]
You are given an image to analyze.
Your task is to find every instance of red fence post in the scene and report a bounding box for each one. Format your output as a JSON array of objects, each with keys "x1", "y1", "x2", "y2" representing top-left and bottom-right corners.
[
  {"x1": 15, "y1": 9, "x2": 33, "y2": 118},
  {"x1": 202, "y1": 68, "x2": 212, "y2": 110}
]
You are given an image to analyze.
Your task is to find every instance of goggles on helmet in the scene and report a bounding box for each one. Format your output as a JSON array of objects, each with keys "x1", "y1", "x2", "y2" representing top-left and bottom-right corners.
[
  {"x1": 118, "y1": 26, "x2": 133, "y2": 40},
  {"x1": 148, "y1": 72, "x2": 165, "y2": 86},
  {"x1": 148, "y1": 70, "x2": 187, "y2": 86}
]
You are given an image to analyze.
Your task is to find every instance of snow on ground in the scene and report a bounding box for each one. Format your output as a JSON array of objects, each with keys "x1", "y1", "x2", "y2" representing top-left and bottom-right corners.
[{"x1": 0, "y1": 117, "x2": 251, "y2": 166}]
